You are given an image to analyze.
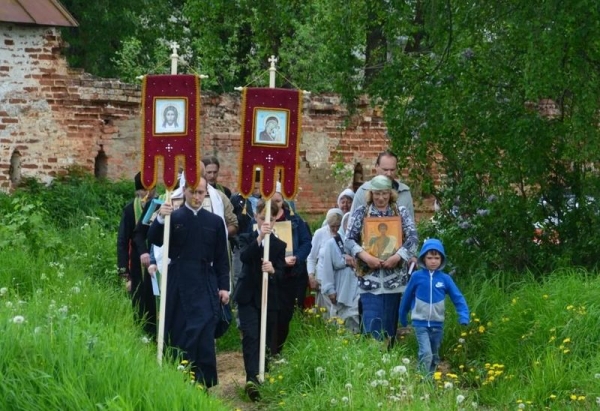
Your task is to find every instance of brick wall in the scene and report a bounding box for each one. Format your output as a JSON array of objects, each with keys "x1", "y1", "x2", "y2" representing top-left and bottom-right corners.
[{"x1": 0, "y1": 23, "x2": 435, "y2": 220}]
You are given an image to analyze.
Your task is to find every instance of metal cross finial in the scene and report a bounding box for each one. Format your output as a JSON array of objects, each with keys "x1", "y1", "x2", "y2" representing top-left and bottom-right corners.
[
  {"x1": 268, "y1": 55, "x2": 277, "y2": 88},
  {"x1": 170, "y1": 42, "x2": 180, "y2": 75}
]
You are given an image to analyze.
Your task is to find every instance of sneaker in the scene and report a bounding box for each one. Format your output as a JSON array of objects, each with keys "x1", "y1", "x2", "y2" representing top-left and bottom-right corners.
[{"x1": 245, "y1": 381, "x2": 261, "y2": 402}]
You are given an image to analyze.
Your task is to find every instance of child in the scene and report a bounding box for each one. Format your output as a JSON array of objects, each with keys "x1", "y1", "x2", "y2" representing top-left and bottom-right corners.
[
  {"x1": 232, "y1": 199, "x2": 287, "y2": 402},
  {"x1": 399, "y1": 238, "x2": 469, "y2": 375}
]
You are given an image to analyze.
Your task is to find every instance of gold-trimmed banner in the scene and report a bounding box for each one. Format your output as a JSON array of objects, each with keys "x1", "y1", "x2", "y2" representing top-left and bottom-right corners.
[
  {"x1": 238, "y1": 87, "x2": 302, "y2": 199},
  {"x1": 140, "y1": 75, "x2": 201, "y2": 190}
]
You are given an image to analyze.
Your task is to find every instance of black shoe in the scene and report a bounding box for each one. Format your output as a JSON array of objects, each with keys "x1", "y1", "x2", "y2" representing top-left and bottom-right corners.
[{"x1": 245, "y1": 381, "x2": 261, "y2": 402}]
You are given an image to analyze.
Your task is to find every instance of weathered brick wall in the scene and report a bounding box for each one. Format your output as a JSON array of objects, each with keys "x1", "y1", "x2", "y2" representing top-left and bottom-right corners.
[{"x1": 0, "y1": 23, "x2": 435, "y2": 220}]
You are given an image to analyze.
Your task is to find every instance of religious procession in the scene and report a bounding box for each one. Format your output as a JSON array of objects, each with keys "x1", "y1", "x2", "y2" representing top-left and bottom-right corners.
[
  {"x1": 114, "y1": 46, "x2": 469, "y2": 405},
  {"x1": 3, "y1": 2, "x2": 600, "y2": 410}
]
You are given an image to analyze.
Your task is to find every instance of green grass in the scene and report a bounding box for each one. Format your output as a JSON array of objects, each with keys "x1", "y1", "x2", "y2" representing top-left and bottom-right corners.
[{"x1": 2, "y1": 176, "x2": 600, "y2": 410}]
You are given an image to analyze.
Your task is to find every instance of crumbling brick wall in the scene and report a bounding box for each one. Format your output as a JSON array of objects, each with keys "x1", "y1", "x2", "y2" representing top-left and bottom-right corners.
[{"x1": 0, "y1": 23, "x2": 436, "y2": 219}]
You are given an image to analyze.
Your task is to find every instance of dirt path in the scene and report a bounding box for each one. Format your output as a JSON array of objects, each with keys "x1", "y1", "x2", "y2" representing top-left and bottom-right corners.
[{"x1": 212, "y1": 351, "x2": 262, "y2": 411}]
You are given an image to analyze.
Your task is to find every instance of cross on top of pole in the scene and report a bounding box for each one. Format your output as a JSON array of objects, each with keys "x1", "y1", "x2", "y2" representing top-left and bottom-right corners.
[
  {"x1": 170, "y1": 42, "x2": 180, "y2": 75},
  {"x1": 268, "y1": 55, "x2": 277, "y2": 88}
]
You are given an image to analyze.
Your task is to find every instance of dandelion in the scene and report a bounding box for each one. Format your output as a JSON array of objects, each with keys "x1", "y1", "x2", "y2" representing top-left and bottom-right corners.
[
  {"x1": 596, "y1": 397, "x2": 600, "y2": 405},
  {"x1": 177, "y1": 365, "x2": 185, "y2": 371},
  {"x1": 370, "y1": 380, "x2": 378, "y2": 388},
  {"x1": 375, "y1": 369, "x2": 386, "y2": 378},
  {"x1": 341, "y1": 396, "x2": 349, "y2": 403},
  {"x1": 595, "y1": 373, "x2": 600, "y2": 379},
  {"x1": 330, "y1": 399, "x2": 337, "y2": 405},
  {"x1": 518, "y1": 404, "x2": 525, "y2": 409},
  {"x1": 345, "y1": 383, "x2": 352, "y2": 390},
  {"x1": 458, "y1": 338, "x2": 465, "y2": 343},
  {"x1": 433, "y1": 372, "x2": 442, "y2": 381},
  {"x1": 315, "y1": 366, "x2": 325, "y2": 375},
  {"x1": 391, "y1": 365, "x2": 407, "y2": 375},
  {"x1": 382, "y1": 354, "x2": 391, "y2": 363},
  {"x1": 140, "y1": 336, "x2": 150, "y2": 344},
  {"x1": 577, "y1": 396, "x2": 585, "y2": 401},
  {"x1": 478, "y1": 325, "x2": 485, "y2": 333},
  {"x1": 456, "y1": 394, "x2": 465, "y2": 404},
  {"x1": 71, "y1": 286, "x2": 81, "y2": 294},
  {"x1": 41, "y1": 273, "x2": 48, "y2": 280},
  {"x1": 570, "y1": 394, "x2": 577, "y2": 401},
  {"x1": 6, "y1": 301, "x2": 13, "y2": 308},
  {"x1": 563, "y1": 349, "x2": 570, "y2": 354},
  {"x1": 356, "y1": 362, "x2": 364, "y2": 369},
  {"x1": 402, "y1": 358, "x2": 410, "y2": 365},
  {"x1": 58, "y1": 306, "x2": 69, "y2": 316},
  {"x1": 34, "y1": 326, "x2": 42, "y2": 334},
  {"x1": 12, "y1": 315, "x2": 25, "y2": 324},
  {"x1": 444, "y1": 382, "x2": 453, "y2": 389},
  {"x1": 562, "y1": 338, "x2": 571, "y2": 343},
  {"x1": 0, "y1": 287, "x2": 7, "y2": 296}
]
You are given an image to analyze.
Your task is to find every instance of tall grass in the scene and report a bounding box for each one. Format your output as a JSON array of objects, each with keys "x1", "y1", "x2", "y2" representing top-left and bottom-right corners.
[{"x1": 2, "y1": 174, "x2": 600, "y2": 410}]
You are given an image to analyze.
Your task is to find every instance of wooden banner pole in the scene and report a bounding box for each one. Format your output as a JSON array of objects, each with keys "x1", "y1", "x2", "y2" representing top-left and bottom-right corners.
[{"x1": 258, "y1": 55, "x2": 278, "y2": 383}]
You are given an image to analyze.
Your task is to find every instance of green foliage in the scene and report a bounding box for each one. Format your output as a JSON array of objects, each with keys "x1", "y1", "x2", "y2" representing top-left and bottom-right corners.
[{"x1": 384, "y1": 2, "x2": 600, "y2": 274}]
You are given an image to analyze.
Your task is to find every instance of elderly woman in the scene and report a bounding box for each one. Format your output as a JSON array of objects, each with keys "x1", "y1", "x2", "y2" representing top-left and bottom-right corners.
[
  {"x1": 345, "y1": 175, "x2": 418, "y2": 346},
  {"x1": 319, "y1": 212, "x2": 360, "y2": 332},
  {"x1": 307, "y1": 208, "x2": 344, "y2": 316}
]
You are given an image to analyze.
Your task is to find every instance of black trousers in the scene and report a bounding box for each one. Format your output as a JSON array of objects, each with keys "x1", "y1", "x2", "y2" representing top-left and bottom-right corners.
[{"x1": 238, "y1": 303, "x2": 277, "y2": 383}]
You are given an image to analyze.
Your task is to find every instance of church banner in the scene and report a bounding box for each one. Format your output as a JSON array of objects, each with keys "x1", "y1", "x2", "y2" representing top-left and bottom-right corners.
[
  {"x1": 140, "y1": 74, "x2": 201, "y2": 190},
  {"x1": 238, "y1": 87, "x2": 302, "y2": 199}
]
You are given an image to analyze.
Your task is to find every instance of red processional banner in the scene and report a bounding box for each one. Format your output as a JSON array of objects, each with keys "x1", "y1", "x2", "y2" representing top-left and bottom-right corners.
[
  {"x1": 238, "y1": 87, "x2": 302, "y2": 199},
  {"x1": 140, "y1": 74, "x2": 201, "y2": 190}
]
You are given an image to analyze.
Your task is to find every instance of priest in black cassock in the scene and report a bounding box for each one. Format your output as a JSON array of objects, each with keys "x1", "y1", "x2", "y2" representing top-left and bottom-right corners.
[{"x1": 148, "y1": 177, "x2": 230, "y2": 389}]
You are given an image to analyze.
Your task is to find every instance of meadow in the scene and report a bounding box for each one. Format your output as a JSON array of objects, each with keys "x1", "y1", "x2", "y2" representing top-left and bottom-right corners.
[{"x1": 1, "y1": 173, "x2": 599, "y2": 410}]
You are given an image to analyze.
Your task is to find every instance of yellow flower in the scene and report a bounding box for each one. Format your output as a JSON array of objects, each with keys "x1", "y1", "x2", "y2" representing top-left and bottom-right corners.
[
  {"x1": 562, "y1": 338, "x2": 571, "y2": 343},
  {"x1": 319, "y1": 307, "x2": 327, "y2": 313},
  {"x1": 563, "y1": 349, "x2": 570, "y2": 354},
  {"x1": 566, "y1": 305, "x2": 574, "y2": 310},
  {"x1": 181, "y1": 360, "x2": 189, "y2": 365},
  {"x1": 269, "y1": 377, "x2": 275, "y2": 383},
  {"x1": 543, "y1": 294, "x2": 548, "y2": 299},
  {"x1": 478, "y1": 325, "x2": 485, "y2": 333},
  {"x1": 433, "y1": 372, "x2": 442, "y2": 380},
  {"x1": 577, "y1": 396, "x2": 585, "y2": 401},
  {"x1": 570, "y1": 394, "x2": 577, "y2": 400},
  {"x1": 549, "y1": 395, "x2": 556, "y2": 400},
  {"x1": 461, "y1": 332, "x2": 467, "y2": 337},
  {"x1": 549, "y1": 336, "x2": 556, "y2": 342}
]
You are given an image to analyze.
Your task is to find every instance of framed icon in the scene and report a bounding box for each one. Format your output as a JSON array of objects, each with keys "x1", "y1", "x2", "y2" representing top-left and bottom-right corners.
[
  {"x1": 362, "y1": 217, "x2": 403, "y2": 261},
  {"x1": 254, "y1": 109, "x2": 288, "y2": 145},
  {"x1": 154, "y1": 97, "x2": 187, "y2": 134}
]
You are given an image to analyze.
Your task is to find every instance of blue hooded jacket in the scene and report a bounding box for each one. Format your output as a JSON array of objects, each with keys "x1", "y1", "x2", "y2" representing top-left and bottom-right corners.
[{"x1": 399, "y1": 238, "x2": 469, "y2": 328}]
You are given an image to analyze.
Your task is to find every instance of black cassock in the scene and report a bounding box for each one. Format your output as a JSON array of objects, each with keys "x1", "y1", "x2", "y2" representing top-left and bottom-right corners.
[{"x1": 148, "y1": 206, "x2": 230, "y2": 387}]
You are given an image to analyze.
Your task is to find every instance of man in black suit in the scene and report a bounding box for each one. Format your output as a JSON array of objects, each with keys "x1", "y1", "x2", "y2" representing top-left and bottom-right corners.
[{"x1": 233, "y1": 199, "x2": 287, "y2": 401}]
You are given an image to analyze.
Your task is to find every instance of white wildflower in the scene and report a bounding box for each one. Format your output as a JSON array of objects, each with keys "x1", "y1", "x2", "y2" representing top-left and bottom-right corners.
[
  {"x1": 402, "y1": 357, "x2": 410, "y2": 365},
  {"x1": 345, "y1": 383, "x2": 352, "y2": 390},
  {"x1": 6, "y1": 301, "x2": 13, "y2": 308},
  {"x1": 58, "y1": 305, "x2": 69, "y2": 316},
  {"x1": 444, "y1": 381, "x2": 453, "y2": 389},
  {"x1": 456, "y1": 394, "x2": 465, "y2": 404},
  {"x1": 34, "y1": 326, "x2": 42, "y2": 334},
  {"x1": 330, "y1": 399, "x2": 337, "y2": 405},
  {"x1": 595, "y1": 373, "x2": 600, "y2": 379},
  {"x1": 377, "y1": 402, "x2": 383, "y2": 408},
  {"x1": 370, "y1": 380, "x2": 378, "y2": 388},
  {"x1": 177, "y1": 365, "x2": 185, "y2": 371},
  {"x1": 379, "y1": 379, "x2": 389, "y2": 387},
  {"x1": 0, "y1": 287, "x2": 7, "y2": 296},
  {"x1": 375, "y1": 369, "x2": 386, "y2": 378},
  {"x1": 71, "y1": 286, "x2": 81, "y2": 294},
  {"x1": 458, "y1": 338, "x2": 466, "y2": 344},
  {"x1": 391, "y1": 365, "x2": 407, "y2": 375},
  {"x1": 315, "y1": 367, "x2": 325, "y2": 375},
  {"x1": 518, "y1": 403, "x2": 525, "y2": 409},
  {"x1": 41, "y1": 273, "x2": 48, "y2": 280},
  {"x1": 12, "y1": 315, "x2": 25, "y2": 324},
  {"x1": 356, "y1": 362, "x2": 364, "y2": 369},
  {"x1": 471, "y1": 402, "x2": 478, "y2": 408},
  {"x1": 141, "y1": 336, "x2": 151, "y2": 344},
  {"x1": 381, "y1": 353, "x2": 391, "y2": 363},
  {"x1": 341, "y1": 396, "x2": 349, "y2": 403}
]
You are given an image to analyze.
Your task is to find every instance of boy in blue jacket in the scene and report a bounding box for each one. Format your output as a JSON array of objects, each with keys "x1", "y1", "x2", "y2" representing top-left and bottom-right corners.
[{"x1": 399, "y1": 238, "x2": 469, "y2": 375}]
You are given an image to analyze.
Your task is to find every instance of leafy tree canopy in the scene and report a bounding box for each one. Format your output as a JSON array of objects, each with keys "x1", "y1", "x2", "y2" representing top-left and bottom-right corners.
[{"x1": 60, "y1": 0, "x2": 600, "y2": 273}]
